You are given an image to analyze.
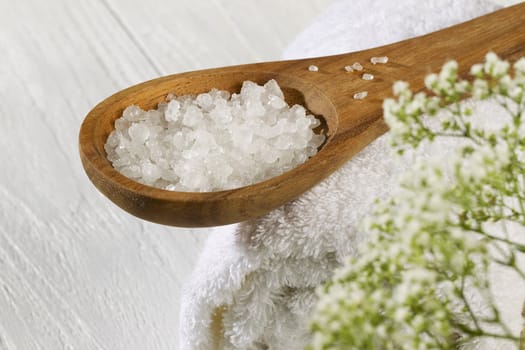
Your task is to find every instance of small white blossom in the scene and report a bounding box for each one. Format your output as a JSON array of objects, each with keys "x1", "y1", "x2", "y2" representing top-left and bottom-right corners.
[
  {"x1": 455, "y1": 80, "x2": 469, "y2": 94},
  {"x1": 483, "y1": 52, "x2": 509, "y2": 78},
  {"x1": 470, "y1": 63, "x2": 483, "y2": 77},
  {"x1": 424, "y1": 73, "x2": 438, "y2": 90},
  {"x1": 311, "y1": 55, "x2": 525, "y2": 350},
  {"x1": 393, "y1": 81, "x2": 410, "y2": 96},
  {"x1": 509, "y1": 85, "x2": 523, "y2": 102},
  {"x1": 514, "y1": 57, "x2": 525, "y2": 76},
  {"x1": 442, "y1": 60, "x2": 458, "y2": 76},
  {"x1": 472, "y1": 79, "x2": 489, "y2": 99}
]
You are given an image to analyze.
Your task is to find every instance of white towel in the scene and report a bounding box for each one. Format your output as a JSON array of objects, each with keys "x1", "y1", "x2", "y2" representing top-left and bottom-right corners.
[{"x1": 178, "y1": 1, "x2": 523, "y2": 349}]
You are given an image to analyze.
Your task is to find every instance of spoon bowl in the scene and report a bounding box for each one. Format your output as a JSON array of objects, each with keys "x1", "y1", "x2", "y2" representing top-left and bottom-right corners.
[{"x1": 79, "y1": 3, "x2": 525, "y2": 227}]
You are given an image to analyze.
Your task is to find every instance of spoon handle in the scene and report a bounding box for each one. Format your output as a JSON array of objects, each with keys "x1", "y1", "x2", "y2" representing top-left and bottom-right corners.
[
  {"x1": 272, "y1": 2, "x2": 525, "y2": 155},
  {"x1": 79, "y1": 3, "x2": 525, "y2": 227},
  {"x1": 242, "y1": 2, "x2": 525, "y2": 229}
]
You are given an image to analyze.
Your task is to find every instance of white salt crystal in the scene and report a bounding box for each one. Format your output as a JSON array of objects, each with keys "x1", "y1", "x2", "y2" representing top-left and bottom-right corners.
[
  {"x1": 171, "y1": 132, "x2": 185, "y2": 148},
  {"x1": 165, "y1": 100, "x2": 181, "y2": 122},
  {"x1": 120, "y1": 165, "x2": 141, "y2": 178},
  {"x1": 261, "y1": 149, "x2": 279, "y2": 163},
  {"x1": 182, "y1": 105, "x2": 204, "y2": 127},
  {"x1": 114, "y1": 118, "x2": 130, "y2": 131},
  {"x1": 309, "y1": 116, "x2": 321, "y2": 128},
  {"x1": 310, "y1": 134, "x2": 326, "y2": 148},
  {"x1": 105, "y1": 132, "x2": 119, "y2": 148},
  {"x1": 244, "y1": 99, "x2": 266, "y2": 118},
  {"x1": 351, "y1": 62, "x2": 363, "y2": 71},
  {"x1": 362, "y1": 73, "x2": 374, "y2": 81},
  {"x1": 209, "y1": 99, "x2": 233, "y2": 124},
  {"x1": 308, "y1": 65, "x2": 319, "y2": 72},
  {"x1": 195, "y1": 93, "x2": 213, "y2": 110},
  {"x1": 145, "y1": 110, "x2": 163, "y2": 125},
  {"x1": 165, "y1": 184, "x2": 177, "y2": 191},
  {"x1": 241, "y1": 81, "x2": 265, "y2": 100},
  {"x1": 112, "y1": 157, "x2": 130, "y2": 168},
  {"x1": 291, "y1": 105, "x2": 307, "y2": 120},
  {"x1": 295, "y1": 117, "x2": 311, "y2": 131},
  {"x1": 353, "y1": 91, "x2": 368, "y2": 100},
  {"x1": 264, "y1": 80, "x2": 284, "y2": 99},
  {"x1": 105, "y1": 79, "x2": 325, "y2": 192},
  {"x1": 371, "y1": 56, "x2": 389, "y2": 64},
  {"x1": 123, "y1": 105, "x2": 144, "y2": 121},
  {"x1": 275, "y1": 135, "x2": 293, "y2": 150},
  {"x1": 212, "y1": 89, "x2": 230, "y2": 100},
  {"x1": 128, "y1": 123, "x2": 150, "y2": 144},
  {"x1": 294, "y1": 153, "x2": 308, "y2": 164},
  {"x1": 268, "y1": 95, "x2": 286, "y2": 109},
  {"x1": 344, "y1": 65, "x2": 354, "y2": 72},
  {"x1": 141, "y1": 161, "x2": 161, "y2": 184}
]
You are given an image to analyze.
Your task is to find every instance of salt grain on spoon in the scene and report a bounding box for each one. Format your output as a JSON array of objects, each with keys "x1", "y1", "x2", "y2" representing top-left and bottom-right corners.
[
  {"x1": 351, "y1": 62, "x2": 363, "y2": 71},
  {"x1": 105, "y1": 80, "x2": 325, "y2": 192},
  {"x1": 308, "y1": 65, "x2": 319, "y2": 72},
  {"x1": 371, "y1": 56, "x2": 389, "y2": 64},
  {"x1": 353, "y1": 91, "x2": 368, "y2": 100}
]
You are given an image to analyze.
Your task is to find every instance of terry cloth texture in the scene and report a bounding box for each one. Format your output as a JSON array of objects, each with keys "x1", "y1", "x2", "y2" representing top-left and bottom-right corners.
[{"x1": 179, "y1": 1, "x2": 524, "y2": 349}]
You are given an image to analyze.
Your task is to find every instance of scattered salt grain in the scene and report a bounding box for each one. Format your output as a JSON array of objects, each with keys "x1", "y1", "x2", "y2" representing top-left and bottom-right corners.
[
  {"x1": 371, "y1": 56, "x2": 389, "y2": 64},
  {"x1": 344, "y1": 65, "x2": 354, "y2": 72},
  {"x1": 104, "y1": 79, "x2": 326, "y2": 192},
  {"x1": 353, "y1": 91, "x2": 368, "y2": 100},
  {"x1": 351, "y1": 62, "x2": 363, "y2": 71},
  {"x1": 308, "y1": 65, "x2": 319, "y2": 72},
  {"x1": 362, "y1": 73, "x2": 374, "y2": 81}
]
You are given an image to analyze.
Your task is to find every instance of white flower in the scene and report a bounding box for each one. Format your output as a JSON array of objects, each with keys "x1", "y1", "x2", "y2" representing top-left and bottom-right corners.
[
  {"x1": 394, "y1": 307, "x2": 409, "y2": 322},
  {"x1": 484, "y1": 52, "x2": 510, "y2": 78},
  {"x1": 470, "y1": 63, "x2": 483, "y2": 77},
  {"x1": 485, "y1": 51, "x2": 499, "y2": 64},
  {"x1": 509, "y1": 85, "x2": 523, "y2": 101},
  {"x1": 406, "y1": 95, "x2": 424, "y2": 115},
  {"x1": 442, "y1": 60, "x2": 458, "y2": 77},
  {"x1": 424, "y1": 73, "x2": 438, "y2": 90},
  {"x1": 456, "y1": 80, "x2": 469, "y2": 94},
  {"x1": 493, "y1": 60, "x2": 510, "y2": 76},
  {"x1": 514, "y1": 57, "x2": 525, "y2": 75},
  {"x1": 311, "y1": 55, "x2": 525, "y2": 350},
  {"x1": 494, "y1": 142, "x2": 511, "y2": 167},
  {"x1": 393, "y1": 81, "x2": 410, "y2": 96},
  {"x1": 382, "y1": 98, "x2": 400, "y2": 115},
  {"x1": 384, "y1": 113, "x2": 409, "y2": 136},
  {"x1": 472, "y1": 79, "x2": 489, "y2": 99}
]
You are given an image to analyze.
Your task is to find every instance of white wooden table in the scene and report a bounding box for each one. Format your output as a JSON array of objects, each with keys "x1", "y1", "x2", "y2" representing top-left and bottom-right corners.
[{"x1": 0, "y1": 1, "x2": 331, "y2": 348}]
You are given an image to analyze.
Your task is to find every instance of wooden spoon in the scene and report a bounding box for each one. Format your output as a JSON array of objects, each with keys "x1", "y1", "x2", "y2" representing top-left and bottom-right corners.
[{"x1": 79, "y1": 3, "x2": 525, "y2": 227}]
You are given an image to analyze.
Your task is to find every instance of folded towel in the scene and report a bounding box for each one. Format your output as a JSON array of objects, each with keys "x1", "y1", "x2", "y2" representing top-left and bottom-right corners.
[
  {"x1": 179, "y1": 136, "x2": 406, "y2": 350},
  {"x1": 178, "y1": 1, "x2": 520, "y2": 349}
]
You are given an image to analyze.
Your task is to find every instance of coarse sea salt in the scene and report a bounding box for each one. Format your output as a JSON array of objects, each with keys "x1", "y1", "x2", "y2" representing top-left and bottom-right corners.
[
  {"x1": 351, "y1": 62, "x2": 363, "y2": 71},
  {"x1": 353, "y1": 91, "x2": 368, "y2": 100},
  {"x1": 371, "y1": 56, "x2": 388, "y2": 64},
  {"x1": 104, "y1": 79, "x2": 326, "y2": 192},
  {"x1": 308, "y1": 65, "x2": 319, "y2": 72},
  {"x1": 362, "y1": 73, "x2": 374, "y2": 81}
]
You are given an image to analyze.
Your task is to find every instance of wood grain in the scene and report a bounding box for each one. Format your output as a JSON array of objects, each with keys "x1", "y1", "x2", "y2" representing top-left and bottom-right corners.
[
  {"x1": 0, "y1": 0, "x2": 206, "y2": 348},
  {"x1": 80, "y1": 2, "x2": 525, "y2": 227},
  {"x1": 0, "y1": 0, "x2": 331, "y2": 348}
]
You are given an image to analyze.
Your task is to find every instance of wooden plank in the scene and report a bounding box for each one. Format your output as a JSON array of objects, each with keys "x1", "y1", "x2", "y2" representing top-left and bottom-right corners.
[
  {"x1": 0, "y1": 0, "x2": 211, "y2": 349},
  {"x1": 0, "y1": 0, "x2": 334, "y2": 347},
  {"x1": 103, "y1": 0, "x2": 333, "y2": 73}
]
